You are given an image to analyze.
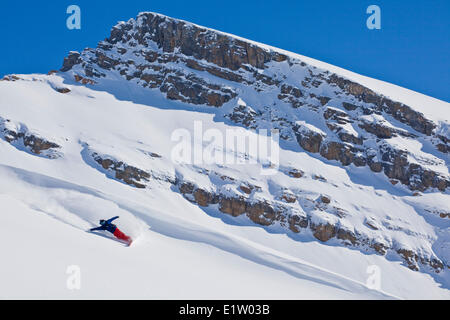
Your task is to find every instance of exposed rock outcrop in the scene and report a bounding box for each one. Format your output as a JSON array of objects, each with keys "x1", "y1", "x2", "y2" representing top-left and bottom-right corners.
[
  {"x1": 327, "y1": 74, "x2": 436, "y2": 136},
  {"x1": 176, "y1": 179, "x2": 444, "y2": 273},
  {"x1": 92, "y1": 153, "x2": 150, "y2": 188},
  {"x1": 61, "y1": 51, "x2": 81, "y2": 72},
  {"x1": 86, "y1": 149, "x2": 173, "y2": 188},
  {"x1": 0, "y1": 117, "x2": 61, "y2": 158},
  {"x1": 293, "y1": 125, "x2": 324, "y2": 154}
]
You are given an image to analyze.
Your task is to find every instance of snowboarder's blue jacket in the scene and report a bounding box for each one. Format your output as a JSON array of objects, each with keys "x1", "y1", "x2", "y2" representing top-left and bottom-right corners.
[{"x1": 90, "y1": 216, "x2": 119, "y2": 233}]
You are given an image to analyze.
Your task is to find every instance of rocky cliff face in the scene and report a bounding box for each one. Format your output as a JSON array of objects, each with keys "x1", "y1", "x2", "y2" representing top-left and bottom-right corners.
[
  {"x1": 56, "y1": 12, "x2": 449, "y2": 274},
  {"x1": 61, "y1": 12, "x2": 449, "y2": 194}
]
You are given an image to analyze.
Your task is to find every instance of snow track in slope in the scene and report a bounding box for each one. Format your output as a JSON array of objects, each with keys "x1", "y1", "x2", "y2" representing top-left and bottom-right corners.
[{"x1": 0, "y1": 164, "x2": 409, "y2": 299}]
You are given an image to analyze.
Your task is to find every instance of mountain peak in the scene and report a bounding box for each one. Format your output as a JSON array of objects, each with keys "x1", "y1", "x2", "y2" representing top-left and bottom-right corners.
[
  {"x1": 1, "y1": 11, "x2": 449, "y2": 297},
  {"x1": 58, "y1": 12, "x2": 448, "y2": 193},
  {"x1": 107, "y1": 11, "x2": 288, "y2": 70}
]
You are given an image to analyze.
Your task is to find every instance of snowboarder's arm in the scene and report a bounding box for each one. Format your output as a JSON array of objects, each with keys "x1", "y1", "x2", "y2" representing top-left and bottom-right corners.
[
  {"x1": 107, "y1": 216, "x2": 119, "y2": 223},
  {"x1": 90, "y1": 226, "x2": 105, "y2": 232}
]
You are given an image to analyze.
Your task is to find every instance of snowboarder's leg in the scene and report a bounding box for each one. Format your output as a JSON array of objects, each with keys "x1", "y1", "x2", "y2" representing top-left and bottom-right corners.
[{"x1": 113, "y1": 228, "x2": 132, "y2": 244}]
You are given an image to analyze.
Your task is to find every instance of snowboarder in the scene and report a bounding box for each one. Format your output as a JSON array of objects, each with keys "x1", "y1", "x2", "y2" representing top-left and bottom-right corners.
[{"x1": 90, "y1": 216, "x2": 132, "y2": 245}]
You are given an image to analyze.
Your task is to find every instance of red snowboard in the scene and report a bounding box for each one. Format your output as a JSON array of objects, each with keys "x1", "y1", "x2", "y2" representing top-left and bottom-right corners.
[{"x1": 113, "y1": 228, "x2": 132, "y2": 245}]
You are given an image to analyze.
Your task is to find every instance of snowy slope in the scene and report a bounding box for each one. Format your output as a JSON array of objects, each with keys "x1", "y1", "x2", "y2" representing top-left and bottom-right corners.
[
  {"x1": 0, "y1": 73, "x2": 448, "y2": 299},
  {"x1": 0, "y1": 12, "x2": 449, "y2": 299}
]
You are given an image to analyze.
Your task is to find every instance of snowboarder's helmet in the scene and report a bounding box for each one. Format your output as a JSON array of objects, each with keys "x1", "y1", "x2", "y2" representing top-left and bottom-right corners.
[{"x1": 100, "y1": 219, "x2": 106, "y2": 225}]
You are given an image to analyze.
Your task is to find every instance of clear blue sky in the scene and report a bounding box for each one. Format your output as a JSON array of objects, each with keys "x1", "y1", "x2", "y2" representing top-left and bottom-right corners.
[{"x1": 1, "y1": 0, "x2": 449, "y2": 101}]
